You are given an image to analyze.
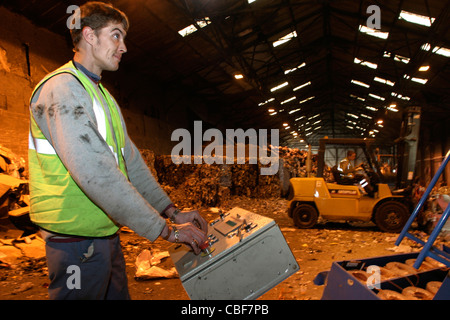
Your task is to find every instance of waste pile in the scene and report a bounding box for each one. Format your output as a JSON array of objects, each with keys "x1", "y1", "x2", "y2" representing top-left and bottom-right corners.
[{"x1": 140, "y1": 146, "x2": 316, "y2": 208}]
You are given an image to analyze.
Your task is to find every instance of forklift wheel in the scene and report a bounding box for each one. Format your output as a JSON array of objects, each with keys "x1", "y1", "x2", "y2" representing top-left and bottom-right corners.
[
  {"x1": 292, "y1": 203, "x2": 318, "y2": 229},
  {"x1": 374, "y1": 201, "x2": 409, "y2": 233}
]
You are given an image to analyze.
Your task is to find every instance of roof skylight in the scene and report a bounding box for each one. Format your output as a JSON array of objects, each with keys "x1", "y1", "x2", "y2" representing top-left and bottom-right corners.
[
  {"x1": 383, "y1": 51, "x2": 410, "y2": 64},
  {"x1": 359, "y1": 25, "x2": 389, "y2": 39},
  {"x1": 178, "y1": 18, "x2": 211, "y2": 37},
  {"x1": 422, "y1": 43, "x2": 450, "y2": 57},
  {"x1": 403, "y1": 74, "x2": 428, "y2": 84},
  {"x1": 399, "y1": 10, "x2": 435, "y2": 27},
  {"x1": 354, "y1": 57, "x2": 378, "y2": 69}
]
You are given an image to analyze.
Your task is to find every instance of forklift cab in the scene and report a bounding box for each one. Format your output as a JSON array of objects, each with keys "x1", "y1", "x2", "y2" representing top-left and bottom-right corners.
[{"x1": 287, "y1": 138, "x2": 411, "y2": 232}]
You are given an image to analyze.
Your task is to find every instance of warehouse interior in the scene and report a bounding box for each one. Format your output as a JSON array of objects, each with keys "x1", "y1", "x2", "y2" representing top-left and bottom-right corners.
[{"x1": 0, "y1": 0, "x2": 449, "y2": 301}]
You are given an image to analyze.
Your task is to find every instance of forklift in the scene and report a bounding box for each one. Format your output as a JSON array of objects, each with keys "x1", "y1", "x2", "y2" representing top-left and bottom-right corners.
[{"x1": 287, "y1": 107, "x2": 421, "y2": 232}]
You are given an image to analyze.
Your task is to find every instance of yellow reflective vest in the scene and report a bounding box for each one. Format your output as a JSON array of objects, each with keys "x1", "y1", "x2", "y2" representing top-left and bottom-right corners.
[{"x1": 28, "y1": 61, "x2": 127, "y2": 237}]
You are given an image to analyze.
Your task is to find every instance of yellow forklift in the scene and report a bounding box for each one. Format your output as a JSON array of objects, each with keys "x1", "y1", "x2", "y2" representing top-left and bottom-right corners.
[
  {"x1": 287, "y1": 107, "x2": 421, "y2": 232},
  {"x1": 287, "y1": 137, "x2": 413, "y2": 232}
]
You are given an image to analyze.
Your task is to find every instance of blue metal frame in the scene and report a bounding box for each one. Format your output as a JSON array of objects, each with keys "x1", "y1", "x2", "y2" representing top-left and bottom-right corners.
[{"x1": 396, "y1": 150, "x2": 450, "y2": 269}]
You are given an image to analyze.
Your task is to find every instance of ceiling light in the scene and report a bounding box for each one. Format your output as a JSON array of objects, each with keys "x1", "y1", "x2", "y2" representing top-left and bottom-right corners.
[
  {"x1": 387, "y1": 104, "x2": 399, "y2": 112},
  {"x1": 299, "y1": 96, "x2": 315, "y2": 104},
  {"x1": 366, "y1": 106, "x2": 378, "y2": 111},
  {"x1": 399, "y1": 10, "x2": 435, "y2": 27},
  {"x1": 350, "y1": 94, "x2": 366, "y2": 101},
  {"x1": 360, "y1": 113, "x2": 372, "y2": 119},
  {"x1": 391, "y1": 92, "x2": 411, "y2": 101},
  {"x1": 419, "y1": 65, "x2": 430, "y2": 71},
  {"x1": 283, "y1": 123, "x2": 289, "y2": 127},
  {"x1": 374, "y1": 76, "x2": 395, "y2": 86},
  {"x1": 258, "y1": 98, "x2": 275, "y2": 106},
  {"x1": 268, "y1": 108, "x2": 275, "y2": 112},
  {"x1": 347, "y1": 113, "x2": 359, "y2": 119},
  {"x1": 234, "y1": 74, "x2": 244, "y2": 79},
  {"x1": 293, "y1": 81, "x2": 311, "y2": 91},
  {"x1": 359, "y1": 25, "x2": 389, "y2": 39},
  {"x1": 284, "y1": 62, "x2": 306, "y2": 74},
  {"x1": 281, "y1": 96, "x2": 296, "y2": 104},
  {"x1": 273, "y1": 31, "x2": 297, "y2": 47},
  {"x1": 351, "y1": 79, "x2": 370, "y2": 88},
  {"x1": 369, "y1": 93, "x2": 385, "y2": 101},
  {"x1": 270, "y1": 81, "x2": 289, "y2": 92},
  {"x1": 289, "y1": 108, "x2": 301, "y2": 114}
]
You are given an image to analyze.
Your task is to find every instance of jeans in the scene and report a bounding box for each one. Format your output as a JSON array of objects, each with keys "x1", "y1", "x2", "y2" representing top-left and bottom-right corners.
[{"x1": 44, "y1": 233, "x2": 130, "y2": 300}]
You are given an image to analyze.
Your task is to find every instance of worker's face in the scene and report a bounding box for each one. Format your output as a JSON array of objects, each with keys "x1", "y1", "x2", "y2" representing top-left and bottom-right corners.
[
  {"x1": 349, "y1": 153, "x2": 356, "y2": 160},
  {"x1": 91, "y1": 22, "x2": 127, "y2": 72}
]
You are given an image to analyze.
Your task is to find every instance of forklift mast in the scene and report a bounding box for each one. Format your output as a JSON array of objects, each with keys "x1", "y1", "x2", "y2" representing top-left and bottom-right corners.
[{"x1": 395, "y1": 107, "x2": 421, "y2": 189}]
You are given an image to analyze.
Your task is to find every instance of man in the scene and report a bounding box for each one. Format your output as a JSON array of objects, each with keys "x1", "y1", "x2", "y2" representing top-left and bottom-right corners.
[
  {"x1": 28, "y1": 1, "x2": 207, "y2": 299},
  {"x1": 338, "y1": 150, "x2": 362, "y2": 178},
  {"x1": 338, "y1": 150, "x2": 374, "y2": 196}
]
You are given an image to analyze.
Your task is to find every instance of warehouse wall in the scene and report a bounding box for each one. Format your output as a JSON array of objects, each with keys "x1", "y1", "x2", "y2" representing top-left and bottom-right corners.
[{"x1": 0, "y1": 6, "x2": 189, "y2": 163}]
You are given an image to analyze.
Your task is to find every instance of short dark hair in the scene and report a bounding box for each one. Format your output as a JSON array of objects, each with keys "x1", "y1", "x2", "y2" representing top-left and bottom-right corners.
[
  {"x1": 347, "y1": 150, "x2": 356, "y2": 157},
  {"x1": 69, "y1": 1, "x2": 129, "y2": 50}
]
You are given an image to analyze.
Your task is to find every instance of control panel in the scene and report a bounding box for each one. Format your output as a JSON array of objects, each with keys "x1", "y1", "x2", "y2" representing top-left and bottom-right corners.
[{"x1": 169, "y1": 207, "x2": 299, "y2": 300}]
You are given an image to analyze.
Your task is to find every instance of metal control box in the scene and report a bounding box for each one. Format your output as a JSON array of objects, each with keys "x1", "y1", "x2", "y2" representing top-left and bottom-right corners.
[{"x1": 169, "y1": 207, "x2": 299, "y2": 300}]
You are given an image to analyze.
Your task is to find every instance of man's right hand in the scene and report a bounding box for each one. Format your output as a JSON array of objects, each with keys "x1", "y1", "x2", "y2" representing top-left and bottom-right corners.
[{"x1": 160, "y1": 223, "x2": 208, "y2": 255}]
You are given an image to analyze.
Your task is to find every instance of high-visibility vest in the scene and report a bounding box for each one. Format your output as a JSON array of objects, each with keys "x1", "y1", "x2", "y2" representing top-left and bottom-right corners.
[{"x1": 28, "y1": 61, "x2": 128, "y2": 237}]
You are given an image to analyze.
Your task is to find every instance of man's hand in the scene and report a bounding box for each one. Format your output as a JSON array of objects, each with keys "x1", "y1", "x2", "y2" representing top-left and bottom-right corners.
[
  {"x1": 160, "y1": 223, "x2": 208, "y2": 255},
  {"x1": 166, "y1": 208, "x2": 208, "y2": 233},
  {"x1": 161, "y1": 207, "x2": 209, "y2": 254},
  {"x1": 173, "y1": 209, "x2": 208, "y2": 233}
]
